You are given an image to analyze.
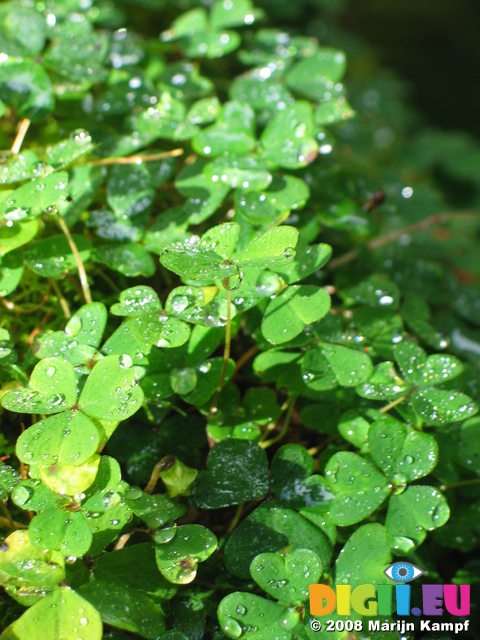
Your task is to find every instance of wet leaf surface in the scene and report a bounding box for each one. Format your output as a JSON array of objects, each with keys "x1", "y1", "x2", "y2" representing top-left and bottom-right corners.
[
  {"x1": 325, "y1": 452, "x2": 389, "y2": 526},
  {"x1": 191, "y1": 440, "x2": 269, "y2": 508},
  {"x1": 386, "y1": 486, "x2": 450, "y2": 553},
  {"x1": 225, "y1": 500, "x2": 332, "y2": 579},
  {"x1": 1, "y1": 586, "x2": 102, "y2": 640}
]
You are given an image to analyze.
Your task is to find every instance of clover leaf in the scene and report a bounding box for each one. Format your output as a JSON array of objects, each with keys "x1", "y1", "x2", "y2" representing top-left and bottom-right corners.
[
  {"x1": 79, "y1": 579, "x2": 164, "y2": 639},
  {"x1": 35, "y1": 303, "x2": 107, "y2": 364},
  {"x1": 0, "y1": 172, "x2": 69, "y2": 220},
  {"x1": 2, "y1": 357, "x2": 77, "y2": 414},
  {"x1": 411, "y1": 389, "x2": 478, "y2": 426},
  {"x1": 39, "y1": 454, "x2": 101, "y2": 496},
  {"x1": 325, "y1": 452, "x2": 389, "y2": 526},
  {"x1": 260, "y1": 102, "x2": 318, "y2": 169},
  {"x1": 162, "y1": 0, "x2": 261, "y2": 60},
  {"x1": 225, "y1": 500, "x2": 332, "y2": 579},
  {"x1": 0, "y1": 461, "x2": 21, "y2": 501},
  {"x1": 16, "y1": 411, "x2": 100, "y2": 467},
  {"x1": 193, "y1": 101, "x2": 256, "y2": 157},
  {"x1": 0, "y1": 219, "x2": 39, "y2": 257},
  {"x1": 78, "y1": 354, "x2": 144, "y2": 420},
  {"x1": 155, "y1": 524, "x2": 217, "y2": 584},
  {"x1": 0, "y1": 530, "x2": 65, "y2": 597},
  {"x1": 125, "y1": 488, "x2": 186, "y2": 529},
  {"x1": 303, "y1": 343, "x2": 373, "y2": 391},
  {"x1": 25, "y1": 234, "x2": 92, "y2": 278},
  {"x1": 250, "y1": 548, "x2": 323, "y2": 605},
  {"x1": 0, "y1": 587, "x2": 101, "y2": 640},
  {"x1": 218, "y1": 593, "x2": 300, "y2": 640},
  {"x1": 262, "y1": 286, "x2": 331, "y2": 345},
  {"x1": 335, "y1": 523, "x2": 391, "y2": 587},
  {"x1": 29, "y1": 509, "x2": 93, "y2": 557},
  {"x1": 286, "y1": 49, "x2": 347, "y2": 101},
  {"x1": 270, "y1": 444, "x2": 334, "y2": 513},
  {"x1": 385, "y1": 486, "x2": 450, "y2": 554},
  {"x1": 368, "y1": 415, "x2": 438, "y2": 484},
  {"x1": 160, "y1": 223, "x2": 299, "y2": 282},
  {"x1": 191, "y1": 439, "x2": 269, "y2": 509},
  {"x1": 0, "y1": 60, "x2": 53, "y2": 121},
  {"x1": 394, "y1": 342, "x2": 463, "y2": 386},
  {"x1": 111, "y1": 286, "x2": 191, "y2": 349}
]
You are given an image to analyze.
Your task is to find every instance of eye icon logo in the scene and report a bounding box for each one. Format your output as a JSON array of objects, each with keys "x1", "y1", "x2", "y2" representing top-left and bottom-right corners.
[{"x1": 384, "y1": 562, "x2": 425, "y2": 583}]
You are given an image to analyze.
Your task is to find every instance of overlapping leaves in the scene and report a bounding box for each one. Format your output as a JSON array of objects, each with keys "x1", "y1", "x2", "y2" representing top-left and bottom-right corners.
[
  {"x1": 358, "y1": 341, "x2": 478, "y2": 426},
  {"x1": 0, "y1": 0, "x2": 478, "y2": 638},
  {"x1": 1, "y1": 352, "x2": 144, "y2": 498}
]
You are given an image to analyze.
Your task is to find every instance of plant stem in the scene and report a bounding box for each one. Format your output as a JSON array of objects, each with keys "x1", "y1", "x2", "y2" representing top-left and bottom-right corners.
[
  {"x1": 114, "y1": 533, "x2": 132, "y2": 550},
  {"x1": 27, "y1": 311, "x2": 52, "y2": 347},
  {"x1": 169, "y1": 403, "x2": 188, "y2": 417},
  {"x1": 67, "y1": 273, "x2": 86, "y2": 299},
  {"x1": 258, "y1": 421, "x2": 276, "y2": 445},
  {"x1": 227, "y1": 503, "x2": 244, "y2": 534},
  {"x1": 328, "y1": 211, "x2": 480, "y2": 271},
  {"x1": 11, "y1": 118, "x2": 30, "y2": 154},
  {"x1": 234, "y1": 345, "x2": 258, "y2": 374},
  {"x1": 260, "y1": 397, "x2": 296, "y2": 449},
  {"x1": 441, "y1": 478, "x2": 480, "y2": 491},
  {"x1": 379, "y1": 391, "x2": 412, "y2": 414},
  {"x1": 144, "y1": 461, "x2": 164, "y2": 494},
  {"x1": 94, "y1": 267, "x2": 121, "y2": 293},
  {"x1": 209, "y1": 281, "x2": 232, "y2": 417},
  {"x1": 144, "y1": 456, "x2": 176, "y2": 494},
  {"x1": 0, "y1": 292, "x2": 50, "y2": 314},
  {"x1": 1, "y1": 503, "x2": 15, "y2": 529},
  {"x1": 56, "y1": 215, "x2": 92, "y2": 304},
  {"x1": 49, "y1": 279, "x2": 71, "y2": 318},
  {"x1": 307, "y1": 434, "x2": 341, "y2": 457},
  {"x1": 114, "y1": 528, "x2": 149, "y2": 550},
  {"x1": 90, "y1": 148, "x2": 183, "y2": 166},
  {"x1": 0, "y1": 515, "x2": 28, "y2": 530}
]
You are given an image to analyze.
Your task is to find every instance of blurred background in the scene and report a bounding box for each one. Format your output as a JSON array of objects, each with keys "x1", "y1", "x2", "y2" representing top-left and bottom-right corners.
[
  {"x1": 257, "y1": 0, "x2": 480, "y2": 139},
  {"x1": 126, "y1": 0, "x2": 480, "y2": 139},
  {"x1": 122, "y1": 0, "x2": 480, "y2": 211}
]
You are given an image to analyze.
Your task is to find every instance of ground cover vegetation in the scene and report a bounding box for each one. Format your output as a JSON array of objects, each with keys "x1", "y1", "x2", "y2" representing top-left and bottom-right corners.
[{"x1": 0, "y1": 0, "x2": 479, "y2": 638}]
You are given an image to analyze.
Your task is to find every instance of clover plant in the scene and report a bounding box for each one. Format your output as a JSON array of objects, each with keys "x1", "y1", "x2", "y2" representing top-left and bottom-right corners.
[{"x1": 0, "y1": 0, "x2": 479, "y2": 638}]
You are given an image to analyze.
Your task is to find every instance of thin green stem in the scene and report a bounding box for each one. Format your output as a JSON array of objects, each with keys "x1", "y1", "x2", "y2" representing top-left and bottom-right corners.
[
  {"x1": 94, "y1": 267, "x2": 121, "y2": 293},
  {"x1": 0, "y1": 515, "x2": 28, "y2": 530},
  {"x1": 234, "y1": 345, "x2": 258, "y2": 374},
  {"x1": 56, "y1": 215, "x2": 92, "y2": 304},
  {"x1": 1, "y1": 287, "x2": 50, "y2": 315},
  {"x1": 441, "y1": 478, "x2": 480, "y2": 491},
  {"x1": 11, "y1": 118, "x2": 30, "y2": 154},
  {"x1": 169, "y1": 403, "x2": 188, "y2": 417},
  {"x1": 144, "y1": 455, "x2": 176, "y2": 494},
  {"x1": 49, "y1": 279, "x2": 71, "y2": 318},
  {"x1": 227, "y1": 503, "x2": 244, "y2": 534},
  {"x1": 1, "y1": 502, "x2": 15, "y2": 529},
  {"x1": 307, "y1": 434, "x2": 341, "y2": 457},
  {"x1": 90, "y1": 148, "x2": 183, "y2": 166},
  {"x1": 260, "y1": 397, "x2": 296, "y2": 449},
  {"x1": 209, "y1": 281, "x2": 232, "y2": 418},
  {"x1": 379, "y1": 391, "x2": 413, "y2": 414},
  {"x1": 258, "y1": 420, "x2": 277, "y2": 445}
]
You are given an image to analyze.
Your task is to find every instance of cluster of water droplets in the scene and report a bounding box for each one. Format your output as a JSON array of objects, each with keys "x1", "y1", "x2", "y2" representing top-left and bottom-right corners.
[
  {"x1": 205, "y1": 155, "x2": 272, "y2": 191},
  {"x1": 0, "y1": 152, "x2": 50, "y2": 186},
  {"x1": 222, "y1": 597, "x2": 300, "y2": 639}
]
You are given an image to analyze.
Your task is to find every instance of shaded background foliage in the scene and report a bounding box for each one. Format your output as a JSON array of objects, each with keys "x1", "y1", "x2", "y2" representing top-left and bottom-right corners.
[{"x1": 254, "y1": 0, "x2": 480, "y2": 139}]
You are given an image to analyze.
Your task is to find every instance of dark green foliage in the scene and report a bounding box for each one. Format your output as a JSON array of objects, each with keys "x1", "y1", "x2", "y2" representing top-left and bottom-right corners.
[{"x1": 0, "y1": 0, "x2": 479, "y2": 638}]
